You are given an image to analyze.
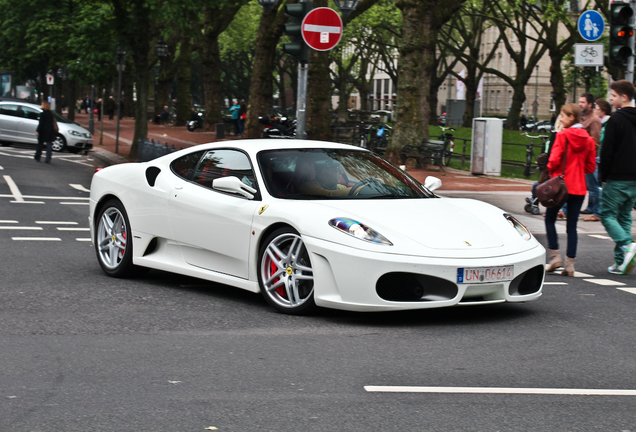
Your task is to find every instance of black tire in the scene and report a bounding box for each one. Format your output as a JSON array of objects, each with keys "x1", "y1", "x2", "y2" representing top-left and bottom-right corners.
[
  {"x1": 94, "y1": 199, "x2": 136, "y2": 278},
  {"x1": 532, "y1": 206, "x2": 541, "y2": 215},
  {"x1": 524, "y1": 203, "x2": 532, "y2": 213},
  {"x1": 257, "y1": 227, "x2": 315, "y2": 315},
  {"x1": 51, "y1": 134, "x2": 66, "y2": 152}
]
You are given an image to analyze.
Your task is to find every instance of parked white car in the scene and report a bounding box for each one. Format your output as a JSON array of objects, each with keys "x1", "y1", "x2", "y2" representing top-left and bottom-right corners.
[{"x1": 0, "y1": 99, "x2": 93, "y2": 153}]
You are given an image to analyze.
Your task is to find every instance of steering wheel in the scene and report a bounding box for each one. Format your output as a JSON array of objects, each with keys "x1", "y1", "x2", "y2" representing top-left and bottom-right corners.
[{"x1": 348, "y1": 178, "x2": 381, "y2": 196}]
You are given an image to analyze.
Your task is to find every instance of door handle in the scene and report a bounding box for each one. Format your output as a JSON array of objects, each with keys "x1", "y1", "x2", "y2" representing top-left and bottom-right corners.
[{"x1": 174, "y1": 184, "x2": 183, "y2": 190}]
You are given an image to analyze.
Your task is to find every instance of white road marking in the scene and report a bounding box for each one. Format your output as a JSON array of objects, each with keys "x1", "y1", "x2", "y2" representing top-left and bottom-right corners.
[
  {"x1": 589, "y1": 234, "x2": 611, "y2": 240},
  {"x1": 36, "y1": 221, "x2": 78, "y2": 225},
  {"x1": 550, "y1": 268, "x2": 593, "y2": 277},
  {"x1": 0, "y1": 194, "x2": 89, "y2": 201},
  {"x1": 11, "y1": 201, "x2": 45, "y2": 204},
  {"x1": 363, "y1": 386, "x2": 636, "y2": 396},
  {"x1": 618, "y1": 288, "x2": 636, "y2": 295},
  {"x1": 3, "y1": 175, "x2": 23, "y2": 201},
  {"x1": 76, "y1": 238, "x2": 92, "y2": 242},
  {"x1": 584, "y1": 279, "x2": 626, "y2": 286},
  {"x1": 56, "y1": 227, "x2": 90, "y2": 231},
  {"x1": 12, "y1": 237, "x2": 61, "y2": 241},
  {"x1": 0, "y1": 226, "x2": 43, "y2": 230},
  {"x1": 60, "y1": 202, "x2": 89, "y2": 205},
  {"x1": 543, "y1": 282, "x2": 568, "y2": 285},
  {"x1": 0, "y1": 165, "x2": 3, "y2": 170},
  {"x1": 0, "y1": 220, "x2": 18, "y2": 223},
  {"x1": 69, "y1": 184, "x2": 90, "y2": 192},
  {"x1": 0, "y1": 151, "x2": 31, "y2": 159}
]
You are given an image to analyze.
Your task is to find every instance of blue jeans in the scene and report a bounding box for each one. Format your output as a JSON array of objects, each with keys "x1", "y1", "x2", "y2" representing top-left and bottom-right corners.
[
  {"x1": 545, "y1": 194, "x2": 585, "y2": 258},
  {"x1": 584, "y1": 168, "x2": 601, "y2": 216},
  {"x1": 34, "y1": 138, "x2": 52, "y2": 163}
]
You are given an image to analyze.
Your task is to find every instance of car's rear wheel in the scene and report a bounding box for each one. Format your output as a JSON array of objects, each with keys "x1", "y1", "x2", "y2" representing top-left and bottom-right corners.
[
  {"x1": 51, "y1": 134, "x2": 66, "y2": 152},
  {"x1": 95, "y1": 199, "x2": 135, "y2": 278},
  {"x1": 258, "y1": 227, "x2": 315, "y2": 315}
]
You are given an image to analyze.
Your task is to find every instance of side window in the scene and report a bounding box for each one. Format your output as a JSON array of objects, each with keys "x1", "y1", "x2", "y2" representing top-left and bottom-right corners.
[
  {"x1": 193, "y1": 149, "x2": 256, "y2": 196},
  {"x1": 0, "y1": 104, "x2": 19, "y2": 117},
  {"x1": 170, "y1": 150, "x2": 205, "y2": 180},
  {"x1": 21, "y1": 106, "x2": 40, "y2": 120}
]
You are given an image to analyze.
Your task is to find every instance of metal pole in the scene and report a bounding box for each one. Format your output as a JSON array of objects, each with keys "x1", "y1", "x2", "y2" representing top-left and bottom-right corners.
[
  {"x1": 534, "y1": 66, "x2": 539, "y2": 119},
  {"x1": 296, "y1": 61, "x2": 308, "y2": 139},
  {"x1": 484, "y1": 74, "x2": 489, "y2": 115},
  {"x1": 596, "y1": 66, "x2": 600, "y2": 98},
  {"x1": 115, "y1": 62, "x2": 123, "y2": 154},
  {"x1": 573, "y1": 67, "x2": 577, "y2": 102},
  {"x1": 88, "y1": 85, "x2": 95, "y2": 134},
  {"x1": 627, "y1": 0, "x2": 636, "y2": 82}
]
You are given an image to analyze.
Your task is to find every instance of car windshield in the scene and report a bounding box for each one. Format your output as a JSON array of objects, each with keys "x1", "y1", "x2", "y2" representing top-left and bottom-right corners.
[
  {"x1": 51, "y1": 110, "x2": 72, "y2": 124},
  {"x1": 258, "y1": 148, "x2": 436, "y2": 200}
]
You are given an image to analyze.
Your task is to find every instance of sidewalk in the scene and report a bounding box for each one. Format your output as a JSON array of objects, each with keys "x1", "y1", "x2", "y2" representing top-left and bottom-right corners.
[{"x1": 76, "y1": 112, "x2": 534, "y2": 193}]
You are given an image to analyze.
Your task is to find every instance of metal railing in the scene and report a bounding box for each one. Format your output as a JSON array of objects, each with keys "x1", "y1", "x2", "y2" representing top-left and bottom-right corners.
[{"x1": 137, "y1": 138, "x2": 179, "y2": 162}]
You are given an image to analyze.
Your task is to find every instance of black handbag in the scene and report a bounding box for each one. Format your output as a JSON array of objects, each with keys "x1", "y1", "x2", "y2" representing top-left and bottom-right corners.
[{"x1": 536, "y1": 138, "x2": 568, "y2": 208}]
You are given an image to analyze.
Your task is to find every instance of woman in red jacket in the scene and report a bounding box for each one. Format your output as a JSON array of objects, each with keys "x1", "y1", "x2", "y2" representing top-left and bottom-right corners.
[{"x1": 545, "y1": 103, "x2": 597, "y2": 276}]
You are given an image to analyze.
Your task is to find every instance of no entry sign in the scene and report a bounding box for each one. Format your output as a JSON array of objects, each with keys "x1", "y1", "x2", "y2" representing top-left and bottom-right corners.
[{"x1": 301, "y1": 7, "x2": 343, "y2": 51}]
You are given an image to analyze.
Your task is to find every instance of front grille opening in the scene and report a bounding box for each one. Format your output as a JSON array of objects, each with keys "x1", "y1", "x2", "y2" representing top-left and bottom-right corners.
[
  {"x1": 376, "y1": 272, "x2": 458, "y2": 302},
  {"x1": 508, "y1": 265, "x2": 544, "y2": 296}
]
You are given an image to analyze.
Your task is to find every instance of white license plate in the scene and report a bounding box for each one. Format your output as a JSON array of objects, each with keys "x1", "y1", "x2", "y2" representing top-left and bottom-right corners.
[{"x1": 457, "y1": 266, "x2": 514, "y2": 284}]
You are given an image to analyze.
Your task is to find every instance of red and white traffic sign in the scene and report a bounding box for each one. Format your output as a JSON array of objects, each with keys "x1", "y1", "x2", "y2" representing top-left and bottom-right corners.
[{"x1": 301, "y1": 7, "x2": 343, "y2": 52}]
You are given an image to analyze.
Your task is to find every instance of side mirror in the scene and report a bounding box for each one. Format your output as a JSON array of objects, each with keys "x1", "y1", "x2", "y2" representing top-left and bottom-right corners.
[
  {"x1": 213, "y1": 176, "x2": 257, "y2": 199},
  {"x1": 424, "y1": 176, "x2": 442, "y2": 192}
]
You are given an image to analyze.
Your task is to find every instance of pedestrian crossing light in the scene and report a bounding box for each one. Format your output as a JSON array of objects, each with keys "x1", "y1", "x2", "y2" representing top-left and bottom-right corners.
[
  {"x1": 283, "y1": 1, "x2": 312, "y2": 63},
  {"x1": 610, "y1": 1, "x2": 634, "y2": 65}
]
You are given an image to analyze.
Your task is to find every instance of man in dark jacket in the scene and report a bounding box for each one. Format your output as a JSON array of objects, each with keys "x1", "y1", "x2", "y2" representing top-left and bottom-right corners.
[
  {"x1": 599, "y1": 80, "x2": 636, "y2": 274},
  {"x1": 34, "y1": 101, "x2": 57, "y2": 163}
]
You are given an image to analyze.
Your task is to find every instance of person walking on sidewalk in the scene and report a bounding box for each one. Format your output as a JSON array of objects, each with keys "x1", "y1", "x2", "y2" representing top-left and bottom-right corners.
[
  {"x1": 545, "y1": 103, "x2": 596, "y2": 276},
  {"x1": 599, "y1": 80, "x2": 636, "y2": 275},
  {"x1": 578, "y1": 93, "x2": 602, "y2": 219},
  {"x1": 34, "y1": 101, "x2": 57, "y2": 164},
  {"x1": 106, "y1": 96, "x2": 116, "y2": 120}
]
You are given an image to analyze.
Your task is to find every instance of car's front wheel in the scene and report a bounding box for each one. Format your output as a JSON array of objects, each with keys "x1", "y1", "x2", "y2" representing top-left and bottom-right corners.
[
  {"x1": 51, "y1": 134, "x2": 66, "y2": 152},
  {"x1": 258, "y1": 227, "x2": 315, "y2": 315},
  {"x1": 95, "y1": 199, "x2": 135, "y2": 278}
]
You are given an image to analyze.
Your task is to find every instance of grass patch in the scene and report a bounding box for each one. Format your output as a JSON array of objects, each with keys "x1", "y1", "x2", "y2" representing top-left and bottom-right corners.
[{"x1": 429, "y1": 125, "x2": 547, "y2": 181}]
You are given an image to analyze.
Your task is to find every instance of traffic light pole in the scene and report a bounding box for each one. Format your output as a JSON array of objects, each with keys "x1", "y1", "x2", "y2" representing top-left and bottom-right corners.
[
  {"x1": 628, "y1": 0, "x2": 636, "y2": 82},
  {"x1": 296, "y1": 61, "x2": 308, "y2": 139}
]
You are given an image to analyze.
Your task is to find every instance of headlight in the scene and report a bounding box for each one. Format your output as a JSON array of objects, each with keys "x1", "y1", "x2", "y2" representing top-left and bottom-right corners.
[
  {"x1": 68, "y1": 130, "x2": 82, "y2": 136},
  {"x1": 504, "y1": 213, "x2": 531, "y2": 240},
  {"x1": 328, "y1": 218, "x2": 392, "y2": 245}
]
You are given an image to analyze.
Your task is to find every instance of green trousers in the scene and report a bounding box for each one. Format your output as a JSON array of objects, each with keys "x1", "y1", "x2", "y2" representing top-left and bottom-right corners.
[{"x1": 600, "y1": 180, "x2": 636, "y2": 265}]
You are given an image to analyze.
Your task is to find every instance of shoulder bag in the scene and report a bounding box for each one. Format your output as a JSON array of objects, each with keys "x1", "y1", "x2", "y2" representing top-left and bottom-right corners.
[{"x1": 536, "y1": 137, "x2": 568, "y2": 208}]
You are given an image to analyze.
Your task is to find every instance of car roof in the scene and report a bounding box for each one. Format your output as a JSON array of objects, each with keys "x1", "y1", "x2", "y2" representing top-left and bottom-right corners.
[
  {"x1": 164, "y1": 139, "x2": 366, "y2": 161},
  {"x1": 0, "y1": 98, "x2": 40, "y2": 108}
]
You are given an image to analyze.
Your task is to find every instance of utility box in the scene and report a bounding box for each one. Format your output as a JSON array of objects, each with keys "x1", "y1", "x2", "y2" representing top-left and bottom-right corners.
[{"x1": 471, "y1": 117, "x2": 503, "y2": 176}]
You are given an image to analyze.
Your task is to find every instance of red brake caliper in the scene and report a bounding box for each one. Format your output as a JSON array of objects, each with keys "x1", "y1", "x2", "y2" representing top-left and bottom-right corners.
[
  {"x1": 120, "y1": 231, "x2": 126, "y2": 258},
  {"x1": 270, "y1": 255, "x2": 287, "y2": 298}
]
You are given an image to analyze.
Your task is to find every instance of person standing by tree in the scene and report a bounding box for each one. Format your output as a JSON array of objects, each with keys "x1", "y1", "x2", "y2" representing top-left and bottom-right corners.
[
  {"x1": 599, "y1": 80, "x2": 636, "y2": 274},
  {"x1": 238, "y1": 100, "x2": 247, "y2": 137},
  {"x1": 106, "y1": 96, "x2": 116, "y2": 120},
  {"x1": 34, "y1": 101, "x2": 57, "y2": 164},
  {"x1": 230, "y1": 99, "x2": 240, "y2": 136}
]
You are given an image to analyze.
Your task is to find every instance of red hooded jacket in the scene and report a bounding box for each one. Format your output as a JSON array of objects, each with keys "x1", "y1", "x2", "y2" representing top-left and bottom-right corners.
[{"x1": 547, "y1": 126, "x2": 596, "y2": 195}]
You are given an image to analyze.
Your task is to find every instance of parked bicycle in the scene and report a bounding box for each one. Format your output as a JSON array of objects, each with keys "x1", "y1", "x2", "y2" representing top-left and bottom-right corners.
[
  {"x1": 520, "y1": 132, "x2": 550, "y2": 177},
  {"x1": 435, "y1": 125, "x2": 455, "y2": 166}
]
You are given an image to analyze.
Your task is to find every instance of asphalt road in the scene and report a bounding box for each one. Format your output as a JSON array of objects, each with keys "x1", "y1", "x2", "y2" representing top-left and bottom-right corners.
[{"x1": 1, "y1": 146, "x2": 636, "y2": 431}]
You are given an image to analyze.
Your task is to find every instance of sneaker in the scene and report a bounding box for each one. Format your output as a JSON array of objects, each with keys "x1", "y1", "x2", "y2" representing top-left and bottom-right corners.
[
  {"x1": 618, "y1": 242, "x2": 636, "y2": 274},
  {"x1": 608, "y1": 263, "x2": 625, "y2": 275}
]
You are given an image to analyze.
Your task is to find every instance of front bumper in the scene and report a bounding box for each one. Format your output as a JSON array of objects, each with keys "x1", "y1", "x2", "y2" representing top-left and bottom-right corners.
[{"x1": 303, "y1": 236, "x2": 545, "y2": 312}]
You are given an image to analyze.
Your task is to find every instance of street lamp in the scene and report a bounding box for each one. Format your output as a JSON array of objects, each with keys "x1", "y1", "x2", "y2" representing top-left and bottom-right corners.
[
  {"x1": 257, "y1": 0, "x2": 279, "y2": 12},
  {"x1": 333, "y1": 0, "x2": 361, "y2": 16},
  {"x1": 115, "y1": 47, "x2": 126, "y2": 154},
  {"x1": 533, "y1": 65, "x2": 539, "y2": 120}
]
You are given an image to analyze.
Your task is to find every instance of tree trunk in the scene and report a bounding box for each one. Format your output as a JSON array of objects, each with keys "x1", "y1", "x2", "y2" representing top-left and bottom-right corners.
[
  {"x1": 305, "y1": 0, "x2": 332, "y2": 141},
  {"x1": 175, "y1": 34, "x2": 192, "y2": 126},
  {"x1": 202, "y1": 4, "x2": 242, "y2": 129},
  {"x1": 549, "y1": 51, "x2": 566, "y2": 116},
  {"x1": 244, "y1": 6, "x2": 285, "y2": 139},
  {"x1": 131, "y1": 51, "x2": 150, "y2": 159}
]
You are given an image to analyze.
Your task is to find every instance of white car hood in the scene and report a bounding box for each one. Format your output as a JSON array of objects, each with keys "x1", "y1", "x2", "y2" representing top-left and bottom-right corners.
[{"x1": 283, "y1": 197, "x2": 539, "y2": 258}]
